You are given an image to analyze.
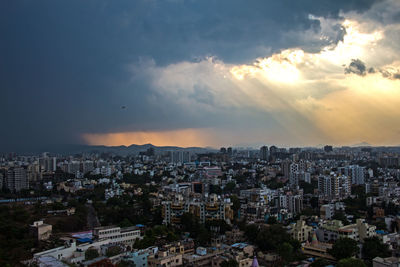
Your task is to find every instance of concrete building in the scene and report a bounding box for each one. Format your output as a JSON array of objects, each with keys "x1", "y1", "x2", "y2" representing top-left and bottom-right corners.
[
  {"x1": 281, "y1": 161, "x2": 291, "y2": 179},
  {"x1": 316, "y1": 219, "x2": 376, "y2": 242},
  {"x1": 318, "y1": 175, "x2": 339, "y2": 200},
  {"x1": 289, "y1": 163, "x2": 299, "y2": 188},
  {"x1": 67, "y1": 161, "x2": 80, "y2": 175},
  {"x1": 373, "y1": 257, "x2": 400, "y2": 267},
  {"x1": 162, "y1": 197, "x2": 233, "y2": 225},
  {"x1": 122, "y1": 250, "x2": 149, "y2": 267},
  {"x1": 148, "y1": 250, "x2": 183, "y2": 267},
  {"x1": 302, "y1": 232, "x2": 334, "y2": 260},
  {"x1": 6, "y1": 167, "x2": 28, "y2": 192},
  {"x1": 225, "y1": 227, "x2": 246, "y2": 245},
  {"x1": 33, "y1": 226, "x2": 143, "y2": 265},
  {"x1": 30, "y1": 221, "x2": 52, "y2": 241},
  {"x1": 260, "y1": 146, "x2": 268, "y2": 161},
  {"x1": 39, "y1": 156, "x2": 57, "y2": 172},
  {"x1": 93, "y1": 226, "x2": 141, "y2": 247},
  {"x1": 278, "y1": 193, "x2": 304, "y2": 215},
  {"x1": 320, "y1": 204, "x2": 335, "y2": 220},
  {"x1": 289, "y1": 219, "x2": 313, "y2": 242},
  {"x1": 349, "y1": 165, "x2": 366, "y2": 185}
]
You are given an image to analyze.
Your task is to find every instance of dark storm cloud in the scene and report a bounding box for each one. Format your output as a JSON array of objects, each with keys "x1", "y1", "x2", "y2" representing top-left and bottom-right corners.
[
  {"x1": 345, "y1": 59, "x2": 367, "y2": 76},
  {"x1": 381, "y1": 71, "x2": 400, "y2": 80},
  {"x1": 344, "y1": 59, "x2": 400, "y2": 80},
  {"x1": 0, "y1": 0, "x2": 382, "y2": 151}
]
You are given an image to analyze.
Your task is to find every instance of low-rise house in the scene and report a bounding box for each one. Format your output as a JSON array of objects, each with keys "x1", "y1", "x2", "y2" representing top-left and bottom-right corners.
[
  {"x1": 148, "y1": 250, "x2": 183, "y2": 267},
  {"x1": 302, "y1": 232, "x2": 335, "y2": 260},
  {"x1": 225, "y1": 227, "x2": 246, "y2": 245},
  {"x1": 121, "y1": 250, "x2": 150, "y2": 267},
  {"x1": 30, "y1": 220, "x2": 52, "y2": 241},
  {"x1": 373, "y1": 256, "x2": 400, "y2": 267},
  {"x1": 316, "y1": 219, "x2": 376, "y2": 242}
]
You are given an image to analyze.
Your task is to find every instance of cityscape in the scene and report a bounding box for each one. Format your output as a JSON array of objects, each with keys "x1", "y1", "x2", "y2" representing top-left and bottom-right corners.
[
  {"x1": 2, "y1": 0, "x2": 400, "y2": 267},
  {"x1": 1, "y1": 145, "x2": 400, "y2": 266}
]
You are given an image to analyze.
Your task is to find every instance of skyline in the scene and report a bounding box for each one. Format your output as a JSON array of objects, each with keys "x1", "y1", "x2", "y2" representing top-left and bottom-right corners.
[{"x1": 2, "y1": 0, "x2": 400, "y2": 150}]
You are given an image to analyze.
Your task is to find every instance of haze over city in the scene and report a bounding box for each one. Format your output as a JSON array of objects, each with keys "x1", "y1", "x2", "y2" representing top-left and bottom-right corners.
[{"x1": 2, "y1": 0, "x2": 400, "y2": 152}]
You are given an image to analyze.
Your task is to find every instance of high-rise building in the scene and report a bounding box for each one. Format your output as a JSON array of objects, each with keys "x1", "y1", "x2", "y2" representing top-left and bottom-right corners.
[
  {"x1": 289, "y1": 163, "x2": 299, "y2": 187},
  {"x1": 324, "y1": 145, "x2": 333, "y2": 153},
  {"x1": 169, "y1": 151, "x2": 191, "y2": 163},
  {"x1": 39, "y1": 156, "x2": 56, "y2": 172},
  {"x1": 182, "y1": 152, "x2": 191, "y2": 163},
  {"x1": 6, "y1": 167, "x2": 29, "y2": 192},
  {"x1": 227, "y1": 147, "x2": 233, "y2": 155},
  {"x1": 67, "y1": 161, "x2": 80, "y2": 175},
  {"x1": 318, "y1": 175, "x2": 339, "y2": 199},
  {"x1": 278, "y1": 193, "x2": 303, "y2": 215},
  {"x1": 269, "y1": 146, "x2": 278, "y2": 159},
  {"x1": 82, "y1": 160, "x2": 94, "y2": 174},
  {"x1": 281, "y1": 160, "x2": 291, "y2": 179},
  {"x1": 349, "y1": 165, "x2": 365, "y2": 185},
  {"x1": 378, "y1": 156, "x2": 400, "y2": 168},
  {"x1": 27, "y1": 163, "x2": 41, "y2": 183},
  {"x1": 170, "y1": 151, "x2": 182, "y2": 163},
  {"x1": 260, "y1": 146, "x2": 268, "y2": 161}
]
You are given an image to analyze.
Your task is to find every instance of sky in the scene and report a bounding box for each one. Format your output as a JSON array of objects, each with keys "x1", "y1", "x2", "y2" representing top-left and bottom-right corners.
[{"x1": 1, "y1": 0, "x2": 400, "y2": 151}]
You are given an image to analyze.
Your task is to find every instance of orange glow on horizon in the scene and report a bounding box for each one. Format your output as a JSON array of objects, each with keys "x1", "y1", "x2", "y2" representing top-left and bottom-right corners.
[{"x1": 82, "y1": 128, "x2": 216, "y2": 147}]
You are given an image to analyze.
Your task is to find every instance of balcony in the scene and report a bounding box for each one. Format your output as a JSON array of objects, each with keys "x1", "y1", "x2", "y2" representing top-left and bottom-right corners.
[
  {"x1": 205, "y1": 205, "x2": 219, "y2": 211},
  {"x1": 171, "y1": 204, "x2": 184, "y2": 210}
]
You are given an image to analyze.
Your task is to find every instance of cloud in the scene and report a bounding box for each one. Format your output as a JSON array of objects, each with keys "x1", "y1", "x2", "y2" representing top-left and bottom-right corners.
[
  {"x1": 0, "y1": 0, "x2": 399, "y2": 151},
  {"x1": 344, "y1": 59, "x2": 400, "y2": 79},
  {"x1": 111, "y1": 5, "x2": 400, "y2": 147},
  {"x1": 345, "y1": 59, "x2": 367, "y2": 75}
]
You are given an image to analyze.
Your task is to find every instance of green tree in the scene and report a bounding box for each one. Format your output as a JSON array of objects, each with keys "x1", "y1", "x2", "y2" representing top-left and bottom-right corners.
[
  {"x1": 255, "y1": 224, "x2": 293, "y2": 251},
  {"x1": 220, "y1": 259, "x2": 239, "y2": 267},
  {"x1": 337, "y1": 258, "x2": 366, "y2": 267},
  {"x1": 209, "y1": 185, "x2": 222, "y2": 195},
  {"x1": 310, "y1": 258, "x2": 330, "y2": 267},
  {"x1": 278, "y1": 242, "x2": 294, "y2": 263},
  {"x1": 362, "y1": 237, "x2": 390, "y2": 263},
  {"x1": 328, "y1": 238, "x2": 359, "y2": 260},
  {"x1": 244, "y1": 224, "x2": 259, "y2": 242},
  {"x1": 119, "y1": 218, "x2": 133, "y2": 228},
  {"x1": 224, "y1": 182, "x2": 236, "y2": 193},
  {"x1": 85, "y1": 249, "x2": 99, "y2": 260},
  {"x1": 299, "y1": 180, "x2": 317, "y2": 194},
  {"x1": 332, "y1": 211, "x2": 349, "y2": 225},
  {"x1": 267, "y1": 216, "x2": 277, "y2": 224},
  {"x1": 106, "y1": 245, "x2": 123, "y2": 257}
]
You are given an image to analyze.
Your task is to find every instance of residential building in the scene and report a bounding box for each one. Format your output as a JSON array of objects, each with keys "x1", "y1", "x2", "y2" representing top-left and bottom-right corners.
[
  {"x1": 148, "y1": 250, "x2": 183, "y2": 267},
  {"x1": 30, "y1": 221, "x2": 52, "y2": 241},
  {"x1": 260, "y1": 146, "x2": 268, "y2": 161},
  {"x1": 373, "y1": 257, "x2": 400, "y2": 267},
  {"x1": 6, "y1": 167, "x2": 28, "y2": 192},
  {"x1": 289, "y1": 219, "x2": 313, "y2": 242},
  {"x1": 93, "y1": 226, "x2": 142, "y2": 246}
]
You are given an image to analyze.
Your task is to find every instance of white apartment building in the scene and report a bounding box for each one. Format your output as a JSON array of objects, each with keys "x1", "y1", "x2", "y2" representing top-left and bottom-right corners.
[
  {"x1": 93, "y1": 226, "x2": 141, "y2": 246},
  {"x1": 33, "y1": 226, "x2": 142, "y2": 265}
]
